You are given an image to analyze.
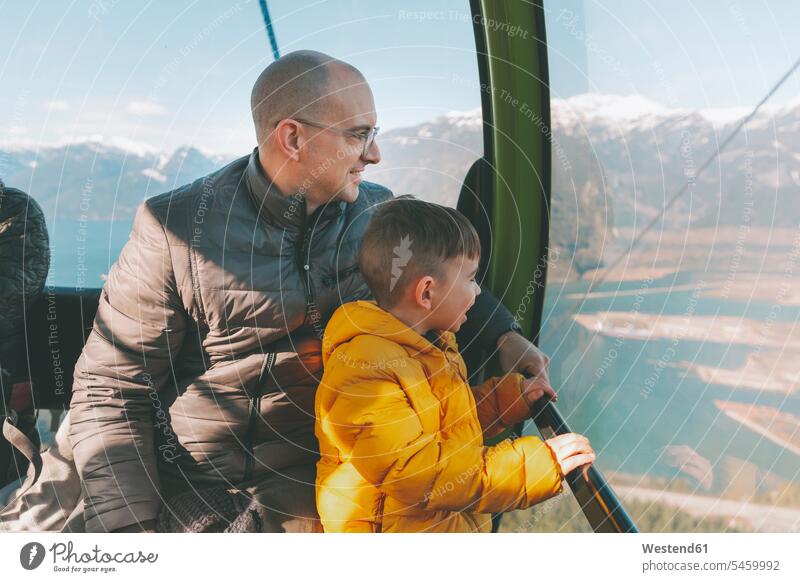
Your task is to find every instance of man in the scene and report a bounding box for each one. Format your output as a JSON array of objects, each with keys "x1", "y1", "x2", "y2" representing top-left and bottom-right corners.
[{"x1": 68, "y1": 50, "x2": 555, "y2": 533}]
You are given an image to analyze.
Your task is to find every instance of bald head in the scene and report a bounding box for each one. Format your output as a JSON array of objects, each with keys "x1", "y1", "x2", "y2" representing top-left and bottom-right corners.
[
  {"x1": 251, "y1": 50, "x2": 366, "y2": 145},
  {"x1": 251, "y1": 51, "x2": 380, "y2": 211}
]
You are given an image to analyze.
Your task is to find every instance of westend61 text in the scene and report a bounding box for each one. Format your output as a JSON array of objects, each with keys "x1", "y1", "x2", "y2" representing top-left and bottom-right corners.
[{"x1": 642, "y1": 543, "x2": 708, "y2": 554}]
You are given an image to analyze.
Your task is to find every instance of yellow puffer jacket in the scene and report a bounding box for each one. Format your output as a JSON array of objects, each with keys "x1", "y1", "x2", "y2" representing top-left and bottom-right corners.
[{"x1": 315, "y1": 300, "x2": 563, "y2": 533}]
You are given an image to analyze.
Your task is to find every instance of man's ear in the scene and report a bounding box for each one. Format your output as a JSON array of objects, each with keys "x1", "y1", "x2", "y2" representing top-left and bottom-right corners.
[
  {"x1": 414, "y1": 276, "x2": 435, "y2": 311},
  {"x1": 273, "y1": 119, "x2": 303, "y2": 161}
]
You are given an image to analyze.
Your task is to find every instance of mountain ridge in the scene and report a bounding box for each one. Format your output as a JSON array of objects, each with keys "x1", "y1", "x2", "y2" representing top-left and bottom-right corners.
[{"x1": 3, "y1": 93, "x2": 798, "y2": 275}]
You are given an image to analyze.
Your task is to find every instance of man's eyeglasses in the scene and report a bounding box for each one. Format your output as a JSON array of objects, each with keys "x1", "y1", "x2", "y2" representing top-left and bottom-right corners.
[{"x1": 291, "y1": 118, "x2": 379, "y2": 158}]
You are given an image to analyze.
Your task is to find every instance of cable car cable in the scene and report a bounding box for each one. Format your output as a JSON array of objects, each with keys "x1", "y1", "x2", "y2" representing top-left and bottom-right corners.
[{"x1": 258, "y1": 0, "x2": 280, "y2": 60}]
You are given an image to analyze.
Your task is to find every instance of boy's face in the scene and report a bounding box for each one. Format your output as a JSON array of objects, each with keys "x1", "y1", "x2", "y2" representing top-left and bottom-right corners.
[{"x1": 428, "y1": 255, "x2": 481, "y2": 333}]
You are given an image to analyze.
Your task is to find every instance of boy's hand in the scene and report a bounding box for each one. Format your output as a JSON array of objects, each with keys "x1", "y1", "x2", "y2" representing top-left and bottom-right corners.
[
  {"x1": 544, "y1": 433, "x2": 596, "y2": 479},
  {"x1": 520, "y1": 373, "x2": 557, "y2": 408}
]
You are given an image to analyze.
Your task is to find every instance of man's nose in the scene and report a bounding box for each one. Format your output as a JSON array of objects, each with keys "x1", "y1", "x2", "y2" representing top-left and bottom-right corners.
[{"x1": 361, "y1": 138, "x2": 381, "y2": 165}]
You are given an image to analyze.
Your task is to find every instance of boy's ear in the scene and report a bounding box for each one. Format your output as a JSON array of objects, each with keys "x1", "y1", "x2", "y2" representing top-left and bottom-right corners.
[{"x1": 414, "y1": 276, "x2": 435, "y2": 311}]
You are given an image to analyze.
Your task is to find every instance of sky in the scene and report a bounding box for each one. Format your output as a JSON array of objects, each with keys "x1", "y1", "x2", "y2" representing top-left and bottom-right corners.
[{"x1": 2, "y1": 0, "x2": 799, "y2": 155}]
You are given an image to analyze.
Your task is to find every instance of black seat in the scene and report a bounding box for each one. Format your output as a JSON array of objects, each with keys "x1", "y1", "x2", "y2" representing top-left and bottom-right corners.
[
  {"x1": 24, "y1": 288, "x2": 101, "y2": 410},
  {"x1": 455, "y1": 157, "x2": 496, "y2": 384}
]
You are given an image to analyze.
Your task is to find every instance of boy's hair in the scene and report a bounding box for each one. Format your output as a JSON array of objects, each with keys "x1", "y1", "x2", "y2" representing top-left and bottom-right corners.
[{"x1": 358, "y1": 195, "x2": 481, "y2": 308}]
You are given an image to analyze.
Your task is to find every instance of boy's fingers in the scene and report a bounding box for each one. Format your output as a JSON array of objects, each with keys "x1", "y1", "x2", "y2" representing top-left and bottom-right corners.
[
  {"x1": 547, "y1": 433, "x2": 570, "y2": 447},
  {"x1": 560, "y1": 441, "x2": 593, "y2": 460},
  {"x1": 560, "y1": 454, "x2": 596, "y2": 476},
  {"x1": 572, "y1": 435, "x2": 592, "y2": 451},
  {"x1": 549, "y1": 433, "x2": 589, "y2": 450},
  {"x1": 548, "y1": 433, "x2": 592, "y2": 454},
  {"x1": 546, "y1": 434, "x2": 596, "y2": 476}
]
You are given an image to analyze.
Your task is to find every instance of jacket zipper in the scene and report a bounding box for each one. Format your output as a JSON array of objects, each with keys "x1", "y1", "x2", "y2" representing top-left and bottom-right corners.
[
  {"x1": 242, "y1": 217, "x2": 316, "y2": 482},
  {"x1": 243, "y1": 351, "x2": 276, "y2": 482},
  {"x1": 297, "y1": 227, "x2": 312, "y2": 318},
  {"x1": 297, "y1": 225, "x2": 323, "y2": 337}
]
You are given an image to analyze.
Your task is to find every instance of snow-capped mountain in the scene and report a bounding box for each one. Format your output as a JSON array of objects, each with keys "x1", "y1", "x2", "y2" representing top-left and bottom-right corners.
[
  {"x1": 0, "y1": 141, "x2": 234, "y2": 221},
  {"x1": 2, "y1": 93, "x2": 798, "y2": 250},
  {"x1": 549, "y1": 94, "x2": 800, "y2": 231}
]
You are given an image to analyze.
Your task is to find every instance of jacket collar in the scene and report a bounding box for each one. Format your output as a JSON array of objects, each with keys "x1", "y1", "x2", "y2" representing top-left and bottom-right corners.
[
  {"x1": 245, "y1": 148, "x2": 345, "y2": 232},
  {"x1": 322, "y1": 300, "x2": 459, "y2": 362}
]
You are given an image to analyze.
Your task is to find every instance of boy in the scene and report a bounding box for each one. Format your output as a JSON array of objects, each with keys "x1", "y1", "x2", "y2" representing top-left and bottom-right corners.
[{"x1": 315, "y1": 196, "x2": 595, "y2": 532}]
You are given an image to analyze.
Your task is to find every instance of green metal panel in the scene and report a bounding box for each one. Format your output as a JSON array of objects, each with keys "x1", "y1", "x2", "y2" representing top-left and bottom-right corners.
[{"x1": 476, "y1": 0, "x2": 551, "y2": 342}]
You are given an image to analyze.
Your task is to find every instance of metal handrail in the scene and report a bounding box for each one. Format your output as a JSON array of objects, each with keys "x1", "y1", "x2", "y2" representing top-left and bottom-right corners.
[{"x1": 529, "y1": 397, "x2": 639, "y2": 533}]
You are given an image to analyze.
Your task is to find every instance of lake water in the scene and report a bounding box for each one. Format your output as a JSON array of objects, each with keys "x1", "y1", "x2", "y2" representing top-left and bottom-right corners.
[
  {"x1": 46, "y1": 220, "x2": 133, "y2": 289},
  {"x1": 536, "y1": 276, "x2": 800, "y2": 498}
]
